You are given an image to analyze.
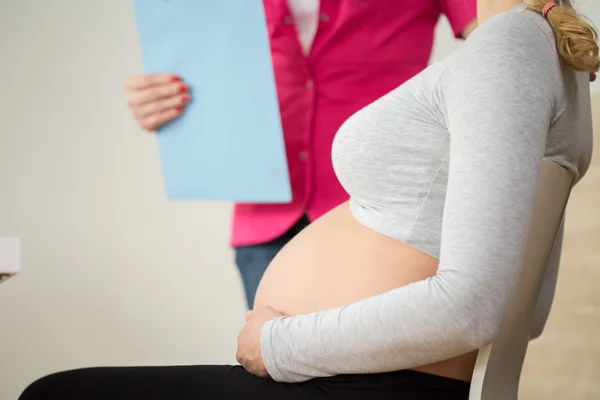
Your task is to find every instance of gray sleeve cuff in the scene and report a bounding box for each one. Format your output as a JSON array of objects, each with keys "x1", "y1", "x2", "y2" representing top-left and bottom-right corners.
[{"x1": 260, "y1": 317, "x2": 291, "y2": 382}]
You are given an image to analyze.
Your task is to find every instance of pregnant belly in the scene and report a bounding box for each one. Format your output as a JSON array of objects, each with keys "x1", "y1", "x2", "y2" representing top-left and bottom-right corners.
[{"x1": 254, "y1": 202, "x2": 477, "y2": 382}]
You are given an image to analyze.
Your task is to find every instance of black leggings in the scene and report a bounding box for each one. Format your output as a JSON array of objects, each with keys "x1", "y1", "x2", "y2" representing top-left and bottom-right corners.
[{"x1": 19, "y1": 364, "x2": 470, "y2": 400}]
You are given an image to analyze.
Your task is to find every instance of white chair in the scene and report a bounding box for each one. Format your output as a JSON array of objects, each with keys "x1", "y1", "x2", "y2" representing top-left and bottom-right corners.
[{"x1": 468, "y1": 159, "x2": 574, "y2": 400}]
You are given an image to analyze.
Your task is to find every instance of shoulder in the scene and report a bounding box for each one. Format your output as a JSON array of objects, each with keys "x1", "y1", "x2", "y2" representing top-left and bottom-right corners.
[
  {"x1": 437, "y1": 8, "x2": 562, "y2": 101},
  {"x1": 430, "y1": 8, "x2": 567, "y2": 129},
  {"x1": 467, "y1": 8, "x2": 557, "y2": 61}
]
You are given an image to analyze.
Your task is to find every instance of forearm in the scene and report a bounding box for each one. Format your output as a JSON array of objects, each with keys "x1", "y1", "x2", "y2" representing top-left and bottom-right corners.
[{"x1": 261, "y1": 274, "x2": 500, "y2": 382}]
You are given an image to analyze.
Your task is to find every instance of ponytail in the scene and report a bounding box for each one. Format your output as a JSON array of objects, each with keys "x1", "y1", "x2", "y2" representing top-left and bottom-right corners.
[{"x1": 525, "y1": 0, "x2": 600, "y2": 81}]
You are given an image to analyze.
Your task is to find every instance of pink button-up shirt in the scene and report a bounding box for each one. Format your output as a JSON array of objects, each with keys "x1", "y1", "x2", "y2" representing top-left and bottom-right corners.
[{"x1": 230, "y1": 0, "x2": 476, "y2": 247}]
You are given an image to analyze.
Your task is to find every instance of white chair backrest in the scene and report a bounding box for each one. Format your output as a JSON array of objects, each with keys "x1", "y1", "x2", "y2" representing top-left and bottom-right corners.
[{"x1": 469, "y1": 159, "x2": 574, "y2": 400}]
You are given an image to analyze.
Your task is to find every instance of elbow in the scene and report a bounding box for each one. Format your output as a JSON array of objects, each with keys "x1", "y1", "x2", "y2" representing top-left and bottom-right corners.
[
  {"x1": 465, "y1": 326, "x2": 497, "y2": 350},
  {"x1": 462, "y1": 319, "x2": 498, "y2": 350},
  {"x1": 455, "y1": 300, "x2": 504, "y2": 350},
  {"x1": 432, "y1": 276, "x2": 507, "y2": 351}
]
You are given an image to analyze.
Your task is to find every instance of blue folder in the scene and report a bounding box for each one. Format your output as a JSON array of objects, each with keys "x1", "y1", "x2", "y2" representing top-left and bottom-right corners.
[{"x1": 132, "y1": 0, "x2": 291, "y2": 203}]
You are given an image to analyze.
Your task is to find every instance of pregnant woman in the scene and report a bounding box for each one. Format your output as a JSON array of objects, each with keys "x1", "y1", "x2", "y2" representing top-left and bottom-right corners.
[{"x1": 19, "y1": 1, "x2": 597, "y2": 399}]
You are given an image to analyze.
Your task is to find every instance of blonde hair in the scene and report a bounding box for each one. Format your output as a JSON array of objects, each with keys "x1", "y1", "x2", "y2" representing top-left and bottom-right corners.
[{"x1": 524, "y1": 0, "x2": 600, "y2": 81}]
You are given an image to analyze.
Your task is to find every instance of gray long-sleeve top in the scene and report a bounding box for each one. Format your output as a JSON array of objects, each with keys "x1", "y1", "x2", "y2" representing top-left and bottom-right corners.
[{"x1": 260, "y1": 4, "x2": 594, "y2": 383}]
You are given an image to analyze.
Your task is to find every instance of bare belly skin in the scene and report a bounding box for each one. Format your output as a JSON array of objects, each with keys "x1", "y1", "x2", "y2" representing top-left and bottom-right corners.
[{"x1": 254, "y1": 201, "x2": 477, "y2": 382}]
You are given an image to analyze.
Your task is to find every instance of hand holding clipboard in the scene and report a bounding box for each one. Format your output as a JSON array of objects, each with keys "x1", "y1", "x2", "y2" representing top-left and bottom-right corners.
[{"x1": 132, "y1": 1, "x2": 291, "y2": 203}]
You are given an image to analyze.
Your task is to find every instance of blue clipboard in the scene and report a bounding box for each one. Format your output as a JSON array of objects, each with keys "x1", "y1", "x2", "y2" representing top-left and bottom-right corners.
[{"x1": 132, "y1": 0, "x2": 291, "y2": 203}]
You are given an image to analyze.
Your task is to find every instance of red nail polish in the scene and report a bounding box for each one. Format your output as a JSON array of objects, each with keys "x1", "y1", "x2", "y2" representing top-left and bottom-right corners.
[
  {"x1": 179, "y1": 84, "x2": 188, "y2": 93},
  {"x1": 171, "y1": 75, "x2": 181, "y2": 82},
  {"x1": 181, "y1": 94, "x2": 190, "y2": 102},
  {"x1": 176, "y1": 106, "x2": 183, "y2": 112}
]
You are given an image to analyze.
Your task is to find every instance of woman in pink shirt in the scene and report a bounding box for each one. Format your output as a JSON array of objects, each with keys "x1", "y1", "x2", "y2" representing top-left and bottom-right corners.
[{"x1": 123, "y1": 1, "x2": 477, "y2": 308}]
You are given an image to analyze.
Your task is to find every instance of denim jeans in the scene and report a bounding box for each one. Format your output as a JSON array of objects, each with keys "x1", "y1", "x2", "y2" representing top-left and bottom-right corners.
[{"x1": 234, "y1": 215, "x2": 310, "y2": 309}]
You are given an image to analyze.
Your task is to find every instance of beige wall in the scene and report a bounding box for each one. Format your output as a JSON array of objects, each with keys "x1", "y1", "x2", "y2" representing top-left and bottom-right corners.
[{"x1": 0, "y1": 1, "x2": 598, "y2": 399}]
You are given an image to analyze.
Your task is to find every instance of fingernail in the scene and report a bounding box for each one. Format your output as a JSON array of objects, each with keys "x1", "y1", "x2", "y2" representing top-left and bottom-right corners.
[
  {"x1": 171, "y1": 75, "x2": 181, "y2": 82},
  {"x1": 179, "y1": 84, "x2": 188, "y2": 93},
  {"x1": 181, "y1": 94, "x2": 190, "y2": 102},
  {"x1": 176, "y1": 106, "x2": 183, "y2": 112}
]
